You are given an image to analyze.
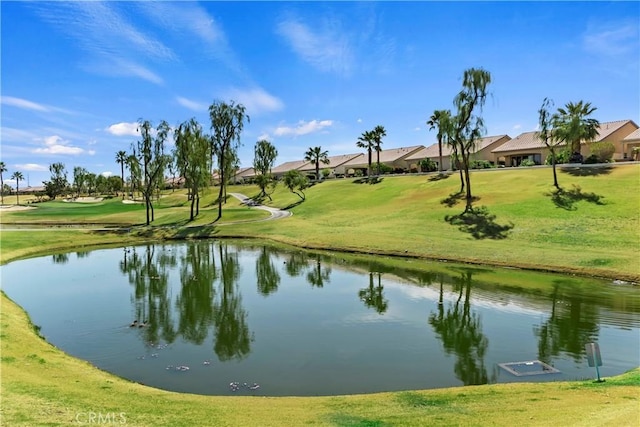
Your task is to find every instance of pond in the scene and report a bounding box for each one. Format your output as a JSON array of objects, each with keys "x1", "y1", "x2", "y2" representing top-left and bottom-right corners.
[{"x1": 1, "y1": 240, "x2": 638, "y2": 396}]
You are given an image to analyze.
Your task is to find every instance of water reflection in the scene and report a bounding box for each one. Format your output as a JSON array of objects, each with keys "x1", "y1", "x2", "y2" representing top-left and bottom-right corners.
[
  {"x1": 359, "y1": 272, "x2": 388, "y2": 314},
  {"x1": 534, "y1": 279, "x2": 600, "y2": 364},
  {"x1": 52, "y1": 252, "x2": 69, "y2": 264},
  {"x1": 256, "y1": 246, "x2": 280, "y2": 296},
  {"x1": 429, "y1": 268, "x2": 496, "y2": 385},
  {"x1": 3, "y1": 240, "x2": 636, "y2": 396}
]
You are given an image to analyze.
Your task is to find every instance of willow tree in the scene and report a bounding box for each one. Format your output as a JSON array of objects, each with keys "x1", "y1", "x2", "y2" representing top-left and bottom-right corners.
[
  {"x1": 209, "y1": 101, "x2": 249, "y2": 221},
  {"x1": 450, "y1": 67, "x2": 492, "y2": 211},
  {"x1": 174, "y1": 118, "x2": 211, "y2": 221},
  {"x1": 253, "y1": 139, "x2": 278, "y2": 200},
  {"x1": 536, "y1": 98, "x2": 562, "y2": 189},
  {"x1": 136, "y1": 119, "x2": 170, "y2": 225}
]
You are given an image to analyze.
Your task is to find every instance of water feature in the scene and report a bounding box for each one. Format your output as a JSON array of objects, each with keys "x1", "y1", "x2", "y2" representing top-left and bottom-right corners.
[{"x1": 1, "y1": 240, "x2": 638, "y2": 396}]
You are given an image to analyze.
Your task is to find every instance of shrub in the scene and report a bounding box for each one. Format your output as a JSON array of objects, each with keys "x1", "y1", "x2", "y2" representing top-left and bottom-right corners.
[
  {"x1": 418, "y1": 159, "x2": 437, "y2": 172},
  {"x1": 520, "y1": 159, "x2": 536, "y2": 167},
  {"x1": 589, "y1": 141, "x2": 615, "y2": 163},
  {"x1": 374, "y1": 163, "x2": 394, "y2": 174},
  {"x1": 545, "y1": 150, "x2": 570, "y2": 165},
  {"x1": 470, "y1": 160, "x2": 493, "y2": 169}
]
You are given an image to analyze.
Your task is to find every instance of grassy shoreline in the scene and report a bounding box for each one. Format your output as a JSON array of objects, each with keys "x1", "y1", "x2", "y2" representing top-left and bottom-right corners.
[{"x1": 1, "y1": 165, "x2": 639, "y2": 425}]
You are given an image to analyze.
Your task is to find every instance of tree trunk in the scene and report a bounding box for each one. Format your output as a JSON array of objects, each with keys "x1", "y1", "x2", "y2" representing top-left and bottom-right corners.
[
  {"x1": 376, "y1": 149, "x2": 381, "y2": 176},
  {"x1": 190, "y1": 191, "x2": 196, "y2": 221},
  {"x1": 367, "y1": 148, "x2": 372, "y2": 177},
  {"x1": 551, "y1": 151, "x2": 559, "y2": 189},
  {"x1": 438, "y1": 139, "x2": 443, "y2": 173},
  {"x1": 463, "y1": 152, "x2": 473, "y2": 212}
]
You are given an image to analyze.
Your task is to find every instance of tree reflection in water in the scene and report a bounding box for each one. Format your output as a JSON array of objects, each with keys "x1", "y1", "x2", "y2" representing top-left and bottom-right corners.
[
  {"x1": 256, "y1": 246, "x2": 280, "y2": 296},
  {"x1": 213, "y1": 243, "x2": 251, "y2": 361},
  {"x1": 306, "y1": 255, "x2": 331, "y2": 288},
  {"x1": 120, "y1": 244, "x2": 177, "y2": 345},
  {"x1": 534, "y1": 279, "x2": 600, "y2": 364},
  {"x1": 177, "y1": 242, "x2": 217, "y2": 345},
  {"x1": 428, "y1": 269, "x2": 496, "y2": 385},
  {"x1": 358, "y1": 272, "x2": 388, "y2": 314},
  {"x1": 120, "y1": 243, "x2": 252, "y2": 361}
]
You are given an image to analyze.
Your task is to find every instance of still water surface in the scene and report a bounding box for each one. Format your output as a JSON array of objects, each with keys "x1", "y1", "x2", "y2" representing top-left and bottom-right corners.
[{"x1": 2, "y1": 241, "x2": 638, "y2": 396}]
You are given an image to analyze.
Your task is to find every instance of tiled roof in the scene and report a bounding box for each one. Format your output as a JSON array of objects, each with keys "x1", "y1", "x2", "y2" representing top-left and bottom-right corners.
[
  {"x1": 493, "y1": 120, "x2": 637, "y2": 153},
  {"x1": 492, "y1": 131, "x2": 546, "y2": 153},
  {"x1": 271, "y1": 159, "x2": 311, "y2": 174},
  {"x1": 406, "y1": 135, "x2": 510, "y2": 160},
  {"x1": 297, "y1": 153, "x2": 363, "y2": 171},
  {"x1": 623, "y1": 128, "x2": 640, "y2": 141},
  {"x1": 342, "y1": 145, "x2": 425, "y2": 166},
  {"x1": 595, "y1": 120, "x2": 635, "y2": 141}
]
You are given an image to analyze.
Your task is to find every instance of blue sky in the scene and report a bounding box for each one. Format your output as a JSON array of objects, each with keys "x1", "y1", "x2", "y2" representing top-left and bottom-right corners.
[{"x1": 1, "y1": 1, "x2": 638, "y2": 187}]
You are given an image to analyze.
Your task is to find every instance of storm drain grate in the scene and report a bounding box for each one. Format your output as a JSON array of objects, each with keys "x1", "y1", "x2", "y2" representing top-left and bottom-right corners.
[{"x1": 498, "y1": 360, "x2": 560, "y2": 376}]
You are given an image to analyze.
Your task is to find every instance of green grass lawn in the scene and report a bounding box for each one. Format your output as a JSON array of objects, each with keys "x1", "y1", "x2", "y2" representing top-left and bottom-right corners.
[{"x1": 1, "y1": 165, "x2": 639, "y2": 426}]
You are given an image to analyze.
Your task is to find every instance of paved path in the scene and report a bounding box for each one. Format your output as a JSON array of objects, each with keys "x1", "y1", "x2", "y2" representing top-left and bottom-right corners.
[{"x1": 228, "y1": 193, "x2": 292, "y2": 221}]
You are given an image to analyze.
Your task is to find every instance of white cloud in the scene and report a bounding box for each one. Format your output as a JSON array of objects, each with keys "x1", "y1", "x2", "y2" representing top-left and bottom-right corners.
[
  {"x1": 257, "y1": 133, "x2": 271, "y2": 141},
  {"x1": 357, "y1": 118, "x2": 363, "y2": 123},
  {"x1": 33, "y1": 2, "x2": 172, "y2": 84},
  {"x1": 1, "y1": 96, "x2": 49, "y2": 112},
  {"x1": 223, "y1": 87, "x2": 284, "y2": 115},
  {"x1": 274, "y1": 120, "x2": 333, "y2": 137},
  {"x1": 32, "y1": 135, "x2": 93, "y2": 156},
  {"x1": 583, "y1": 22, "x2": 639, "y2": 57},
  {"x1": 414, "y1": 127, "x2": 421, "y2": 131},
  {"x1": 101, "y1": 171, "x2": 113, "y2": 177},
  {"x1": 176, "y1": 96, "x2": 208, "y2": 112},
  {"x1": 276, "y1": 17, "x2": 353, "y2": 76},
  {"x1": 15, "y1": 163, "x2": 48, "y2": 172},
  {"x1": 105, "y1": 122, "x2": 139, "y2": 137},
  {"x1": 513, "y1": 124, "x2": 522, "y2": 130},
  {"x1": 0, "y1": 127, "x2": 40, "y2": 142}
]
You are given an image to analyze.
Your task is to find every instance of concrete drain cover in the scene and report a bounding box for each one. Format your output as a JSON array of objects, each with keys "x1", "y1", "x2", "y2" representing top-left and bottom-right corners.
[{"x1": 498, "y1": 360, "x2": 560, "y2": 376}]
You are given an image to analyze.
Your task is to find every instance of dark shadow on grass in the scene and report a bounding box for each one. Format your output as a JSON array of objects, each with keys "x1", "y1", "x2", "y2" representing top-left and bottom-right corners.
[
  {"x1": 428, "y1": 173, "x2": 451, "y2": 182},
  {"x1": 445, "y1": 205, "x2": 514, "y2": 240},
  {"x1": 282, "y1": 200, "x2": 304, "y2": 210},
  {"x1": 441, "y1": 193, "x2": 479, "y2": 208},
  {"x1": 545, "y1": 185, "x2": 606, "y2": 211},
  {"x1": 172, "y1": 225, "x2": 219, "y2": 238},
  {"x1": 560, "y1": 165, "x2": 613, "y2": 176},
  {"x1": 352, "y1": 176, "x2": 384, "y2": 185}
]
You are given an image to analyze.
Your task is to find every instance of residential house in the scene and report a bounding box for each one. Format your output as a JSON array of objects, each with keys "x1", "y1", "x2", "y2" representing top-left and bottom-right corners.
[
  {"x1": 270, "y1": 160, "x2": 312, "y2": 179},
  {"x1": 622, "y1": 128, "x2": 640, "y2": 161},
  {"x1": 296, "y1": 153, "x2": 364, "y2": 178},
  {"x1": 341, "y1": 145, "x2": 425, "y2": 175},
  {"x1": 406, "y1": 134, "x2": 511, "y2": 170},
  {"x1": 492, "y1": 120, "x2": 639, "y2": 166}
]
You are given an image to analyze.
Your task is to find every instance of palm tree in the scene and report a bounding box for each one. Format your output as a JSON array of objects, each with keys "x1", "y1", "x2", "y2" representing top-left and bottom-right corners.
[
  {"x1": 356, "y1": 130, "x2": 375, "y2": 177},
  {"x1": 371, "y1": 125, "x2": 386, "y2": 176},
  {"x1": 115, "y1": 150, "x2": 127, "y2": 199},
  {"x1": 11, "y1": 171, "x2": 24, "y2": 205},
  {"x1": 553, "y1": 101, "x2": 600, "y2": 157},
  {"x1": 303, "y1": 146, "x2": 330, "y2": 181},
  {"x1": 427, "y1": 110, "x2": 451, "y2": 172},
  {"x1": 0, "y1": 161, "x2": 7, "y2": 205}
]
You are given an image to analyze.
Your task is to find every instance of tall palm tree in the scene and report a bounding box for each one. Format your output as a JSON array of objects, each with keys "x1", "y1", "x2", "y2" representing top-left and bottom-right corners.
[
  {"x1": 11, "y1": 171, "x2": 24, "y2": 205},
  {"x1": 0, "y1": 161, "x2": 7, "y2": 205},
  {"x1": 115, "y1": 150, "x2": 127, "y2": 199},
  {"x1": 427, "y1": 110, "x2": 451, "y2": 172},
  {"x1": 356, "y1": 130, "x2": 375, "y2": 177},
  {"x1": 303, "y1": 146, "x2": 330, "y2": 181},
  {"x1": 371, "y1": 125, "x2": 386, "y2": 176},
  {"x1": 553, "y1": 101, "x2": 600, "y2": 157}
]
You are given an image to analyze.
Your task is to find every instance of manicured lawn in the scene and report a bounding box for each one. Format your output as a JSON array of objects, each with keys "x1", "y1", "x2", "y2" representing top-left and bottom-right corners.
[{"x1": 1, "y1": 164, "x2": 639, "y2": 426}]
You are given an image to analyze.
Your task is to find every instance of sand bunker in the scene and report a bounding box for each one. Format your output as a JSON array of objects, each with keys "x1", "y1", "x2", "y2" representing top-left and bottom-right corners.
[
  {"x1": 64, "y1": 197, "x2": 104, "y2": 203},
  {"x1": 0, "y1": 205, "x2": 36, "y2": 211}
]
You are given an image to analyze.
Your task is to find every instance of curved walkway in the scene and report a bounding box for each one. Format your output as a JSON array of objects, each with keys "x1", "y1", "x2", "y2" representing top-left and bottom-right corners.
[{"x1": 228, "y1": 193, "x2": 292, "y2": 221}]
